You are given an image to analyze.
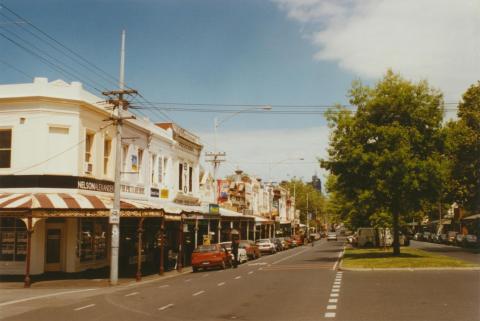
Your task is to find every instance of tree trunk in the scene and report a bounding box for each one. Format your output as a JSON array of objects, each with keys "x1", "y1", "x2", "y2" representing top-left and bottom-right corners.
[{"x1": 393, "y1": 212, "x2": 400, "y2": 255}]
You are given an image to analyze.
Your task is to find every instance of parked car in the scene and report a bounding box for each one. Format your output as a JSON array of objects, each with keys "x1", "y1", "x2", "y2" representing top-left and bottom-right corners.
[
  {"x1": 464, "y1": 234, "x2": 478, "y2": 247},
  {"x1": 239, "y1": 240, "x2": 261, "y2": 260},
  {"x1": 327, "y1": 232, "x2": 338, "y2": 241},
  {"x1": 312, "y1": 233, "x2": 321, "y2": 240},
  {"x1": 455, "y1": 233, "x2": 465, "y2": 246},
  {"x1": 284, "y1": 237, "x2": 295, "y2": 248},
  {"x1": 413, "y1": 232, "x2": 423, "y2": 241},
  {"x1": 272, "y1": 238, "x2": 284, "y2": 252},
  {"x1": 191, "y1": 244, "x2": 231, "y2": 272},
  {"x1": 256, "y1": 239, "x2": 276, "y2": 254},
  {"x1": 293, "y1": 235, "x2": 304, "y2": 246},
  {"x1": 277, "y1": 237, "x2": 289, "y2": 250},
  {"x1": 447, "y1": 231, "x2": 458, "y2": 244},
  {"x1": 219, "y1": 242, "x2": 248, "y2": 264},
  {"x1": 422, "y1": 231, "x2": 433, "y2": 242}
]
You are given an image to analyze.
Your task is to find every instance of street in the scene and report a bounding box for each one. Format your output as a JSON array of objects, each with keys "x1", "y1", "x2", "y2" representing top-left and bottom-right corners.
[{"x1": 1, "y1": 238, "x2": 478, "y2": 321}]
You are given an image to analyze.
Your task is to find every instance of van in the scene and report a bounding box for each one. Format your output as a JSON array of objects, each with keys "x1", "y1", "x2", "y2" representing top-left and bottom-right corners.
[{"x1": 356, "y1": 228, "x2": 393, "y2": 247}]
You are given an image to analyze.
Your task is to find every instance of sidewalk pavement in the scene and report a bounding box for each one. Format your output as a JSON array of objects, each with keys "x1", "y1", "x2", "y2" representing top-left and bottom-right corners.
[{"x1": 0, "y1": 267, "x2": 192, "y2": 307}]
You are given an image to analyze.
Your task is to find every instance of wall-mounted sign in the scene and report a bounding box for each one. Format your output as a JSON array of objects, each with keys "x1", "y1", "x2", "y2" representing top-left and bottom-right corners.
[
  {"x1": 209, "y1": 203, "x2": 220, "y2": 215},
  {"x1": 150, "y1": 188, "x2": 160, "y2": 198},
  {"x1": 109, "y1": 209, "x2": 120, "y2": 224},
  {"x1": 78, "y1": 177, "x2": 114, "y2": 193},
  {"x1": 160, "y1": 189, "x2": 169, "y2": 199},
  {"x1": 121, "y1": 185, "x2": 145, "y2": 195}
]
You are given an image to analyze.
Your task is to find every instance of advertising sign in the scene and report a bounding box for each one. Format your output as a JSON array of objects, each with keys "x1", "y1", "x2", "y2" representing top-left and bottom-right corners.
[{"x1": 209, "y1": 204, "x2": 220, "y2": 215}]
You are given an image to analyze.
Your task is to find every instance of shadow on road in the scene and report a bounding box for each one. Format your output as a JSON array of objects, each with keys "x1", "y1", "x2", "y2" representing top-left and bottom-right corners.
[
  {"x1": 315, "y1": 249, "x2": 343, "y2": 253},
  {"x1": 303, "y1": 257, "x2": 339, "y2": 263}
]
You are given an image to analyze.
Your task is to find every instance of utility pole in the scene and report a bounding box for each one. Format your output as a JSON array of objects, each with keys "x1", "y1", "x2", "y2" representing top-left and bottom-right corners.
[
  {"x1": 205, "y1": 151, "x2": 226, "y2": 204},
  {"x1": 103, "y1": 30, "x2": 137, "y2": 286}
]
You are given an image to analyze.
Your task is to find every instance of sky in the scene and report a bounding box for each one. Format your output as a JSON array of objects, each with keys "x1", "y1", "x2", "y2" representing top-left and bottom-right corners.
[{"x1": 1, "y1": 0, "x2": 479, "y2": 186}]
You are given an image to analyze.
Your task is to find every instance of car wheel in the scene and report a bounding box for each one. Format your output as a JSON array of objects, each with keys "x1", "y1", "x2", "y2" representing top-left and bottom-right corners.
[
  {"x1": 192, "y1": 266, "x2": 198, "y2": 273},
  {"x1": 221, "y1": 260, "x2": 226, "y2": 270}
]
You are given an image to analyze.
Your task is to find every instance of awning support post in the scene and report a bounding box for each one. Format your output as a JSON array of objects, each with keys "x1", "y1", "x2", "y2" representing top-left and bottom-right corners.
[
  {"x1": 177, "y1": 217, "x2": 183, "y2": 272},
  {"x1": 217, "y1": 219, "x2": 221, "y2": 243},
  {"x1": 24, "y1": 216, "x2": 33, "y2": 288},
  {"x1": 136, "y1": 218, "x2": 145, "y2": 282},
  {"x1": 194, "y1": 218, "x2": 199, "y2": 249},
  {"x1": 159, "y1": 217, "x2": 165, "y2": 276},
  {"x1": 246, "y1": 221, "x2": 250, "y2": 240}
]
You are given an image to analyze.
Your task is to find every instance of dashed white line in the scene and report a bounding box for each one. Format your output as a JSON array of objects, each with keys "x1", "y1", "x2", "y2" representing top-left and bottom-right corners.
[
  {"x1": 248, "y1": 271, "x2": 254, "y2": 275},
  {"x1": 327, "y1": 305, "x2": 337, "y2": 310},
  {"x1": 158, "y1": 284, "x2": 170, "y2": 288},
  {"x1": 271, "y1": 248, "x2": 309, "y2": 265},
  {"x1": 234, "y1": 276, "x2": 242, "y2": 280},
  {"x1": 329, "y1": 298, "x2": 338, "y2": 303},
  {"x1": 125, "y1": 292, "x2": 139, "y2": 297},
  {"x1": 217, "y1": 282, "x2": 226, "y2": 286},
  {"x1": 74, "y1": 304, "x2": 96, "y2": 311},
  {"x1": 325, "y1": 312, "x2": 336, "y2": 318},
  {"x1": 332, "y1": 246, "x2": 346, "y2": 270},
  {"x1": 184, "y1": 279, "x2": 192, "y2": 282},
  {"x1": 0, "y1": 288, "x2": 97, "y2": 307},
  {"x1": 193, "y1": 290, "x2": 205, "y2": 296},
  {"x1": 158, "y1": 303, "x2": 174, "y2": 311},
  {"x1": 202, "y1": 274, "x2": 209, "y2": 277},
  {"x1": 330, "y1": 293, "x2": 339, "y2": 297},
  {"x1": 332, "y1": 288, "x2": 340, "y2": 293},
  {"x1": 332, "y1": 285, "x2": 341, "y2": 289},
  {"x1": 334, "y1": 281, "x2": 341, "y2": 285}
]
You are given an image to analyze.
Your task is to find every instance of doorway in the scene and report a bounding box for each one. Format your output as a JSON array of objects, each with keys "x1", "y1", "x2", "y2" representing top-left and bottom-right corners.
[{"x1": 45, "y1": 224, "x2": 65, "y2": 272}]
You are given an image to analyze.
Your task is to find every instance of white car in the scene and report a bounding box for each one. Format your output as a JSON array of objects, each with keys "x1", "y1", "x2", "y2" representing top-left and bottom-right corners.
[
  {"x1": 327, "y1": 232, "x2": 338, "y2": 241},
  {"x1": 256, "y1": 239, "x2": 276, "y2": 254}
]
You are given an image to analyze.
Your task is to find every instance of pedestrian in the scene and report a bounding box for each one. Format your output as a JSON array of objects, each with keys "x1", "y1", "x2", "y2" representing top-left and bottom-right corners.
[{"x1": 231, "y1": 233, "x2": 239, "y2": 268}]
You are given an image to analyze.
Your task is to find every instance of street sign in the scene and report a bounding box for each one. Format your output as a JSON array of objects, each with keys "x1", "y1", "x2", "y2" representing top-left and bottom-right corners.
[
  {"x1": 209, "y1": 203, "x2": 220, "y2": 215},
  {"x1": 109, "y1": 209, "x2": 120, "y2": 224}
]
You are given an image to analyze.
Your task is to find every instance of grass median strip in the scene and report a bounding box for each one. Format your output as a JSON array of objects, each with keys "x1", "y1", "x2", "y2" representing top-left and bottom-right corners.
[{"x1": 342, "y1": 247, "x2": 478, "y2": 269}]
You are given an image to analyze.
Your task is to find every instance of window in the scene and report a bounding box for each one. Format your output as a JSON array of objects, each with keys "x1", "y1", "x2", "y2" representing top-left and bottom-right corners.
[
  {"x1": 77, "y1": 218, "x2": 107, "y2": 262},
  {"x1": 103, "y1": 138, "x2": 112, "y2": 176},
  {"x1": 0, "y1": 218, "x2": 26, "y2": 262},
  {"x1": 138, "y1": 148, "x2": 143, "y2": 174},
  {"x1": 85, "y1": 132, "x2": 94, "y2": 173},
  {"x1": 122, "y1": 144, "x2": 129, "y2": 171},
  {"x1": 178, "y1": 163, "x2": 183, "y2": 191},
  {"x1": 158, "y1": 156, "x2": 164, "y2": 185},
  {"x1": 0, "y1": 129, "x2": 12, "y2": 168},
  {"x1": 151, "y1": 154, "x2": 156, "y2": 184},
  {"x1": 189, "y1": 166, "x2": 193, "y2": 192}
]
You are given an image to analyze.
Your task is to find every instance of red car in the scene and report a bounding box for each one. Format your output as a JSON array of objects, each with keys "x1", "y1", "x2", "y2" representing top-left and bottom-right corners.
[
  {"x1": 191, "y1": 244, "x2": 231, "y2": 272},
  {"x1": 239, "y1": 240, "x2": 261, "y2": 260}
]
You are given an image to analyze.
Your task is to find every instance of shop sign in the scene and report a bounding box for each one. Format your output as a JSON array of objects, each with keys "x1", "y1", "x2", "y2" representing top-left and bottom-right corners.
[
  {"x1": 150, "y1": 188, "x2": 160, "y2": 198},
  {"x1": 209, "y1": 204, "x2": 220, "y2": 215},
  {"x1": 77, "y1": 178, "x2": 114, "y2": 193},
  {"x1": 160, "y1": 189, "x2": 169, "y2": 199},
  {"x1": 121, "y1": 184, "x2": 145, "y2": 195}
]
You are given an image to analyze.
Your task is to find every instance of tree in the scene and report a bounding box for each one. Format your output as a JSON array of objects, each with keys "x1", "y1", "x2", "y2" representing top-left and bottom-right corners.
[
  {"x1": 444, "y1": 81, "x2": 480, "y2": 214},
  {"x1": 321, "y1": 70, "x2": 445, "y2": 255},
  {"x1": 281, "y1": 178, "x2": 325, "y2": 230}
]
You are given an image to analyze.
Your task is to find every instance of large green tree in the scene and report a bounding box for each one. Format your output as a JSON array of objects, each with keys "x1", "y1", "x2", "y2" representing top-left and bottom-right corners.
[
  {"x1": 444, "y1": 82, "x2": 480, "y2": 214},
  {"x1": 321, "y1": 71, "x2": 445, "y2": 255}
]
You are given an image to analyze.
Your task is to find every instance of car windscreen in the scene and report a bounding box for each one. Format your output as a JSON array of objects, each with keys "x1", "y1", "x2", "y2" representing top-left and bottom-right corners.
[
  {"x1": 193, "y1": 245, "x2": 217, "y2": 253},
  {"x1": 257, "y1": 239, "x2": 269, "y2": 243}
]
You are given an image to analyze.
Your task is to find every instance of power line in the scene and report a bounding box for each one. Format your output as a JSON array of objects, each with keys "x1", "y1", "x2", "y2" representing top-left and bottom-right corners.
[{"x1": 0, "y1": 58, "x2": 32, "y2": 79}]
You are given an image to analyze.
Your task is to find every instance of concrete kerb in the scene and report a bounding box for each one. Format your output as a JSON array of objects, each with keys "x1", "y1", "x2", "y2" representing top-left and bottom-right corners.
[{"x1": 338, "y1": 264, "x2": 480, "y2": 271}]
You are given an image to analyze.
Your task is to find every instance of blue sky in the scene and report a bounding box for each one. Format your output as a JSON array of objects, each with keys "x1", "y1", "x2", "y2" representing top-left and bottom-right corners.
[{"x1": 1, "y1": 0, "x2": 478, "y2": 183}]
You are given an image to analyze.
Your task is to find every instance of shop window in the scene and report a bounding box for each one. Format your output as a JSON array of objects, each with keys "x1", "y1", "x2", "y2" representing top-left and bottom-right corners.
[
  {"x1": 0, "y1": 129, "x2": 12, "y2": 168},
  {"x1": 103, "y1": 138, "x2": 112, "y2": 176},
  {"x1": 0, "y1": 218, "x2": 27, "y2": 262},
  {"x1": 137, "y1": 148, "x2": 144, "y2": 174},
  {"x1": 151, "y1": 154, "x2": 157, "y2": 185},
  {"x1": 77, "y1": 219, "x2": 107, "y2": 262}
]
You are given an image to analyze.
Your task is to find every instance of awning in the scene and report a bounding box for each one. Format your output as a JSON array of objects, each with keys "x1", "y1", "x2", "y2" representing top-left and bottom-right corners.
[{"x1": 0, "y1": 193, "x2": 163, "y2": 213}]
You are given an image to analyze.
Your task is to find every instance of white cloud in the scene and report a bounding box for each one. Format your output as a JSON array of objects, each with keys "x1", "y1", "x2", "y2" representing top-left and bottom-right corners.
[
  {"x1": 274, "y1": 0, "x2": 480, "y2": 102},
  {"x1": 199, "y1": 126, "x2": 330, "y2": 185}
]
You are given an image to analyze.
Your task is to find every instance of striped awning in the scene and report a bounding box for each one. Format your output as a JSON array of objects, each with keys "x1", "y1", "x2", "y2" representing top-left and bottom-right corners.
[{"x1": 0, "y1": 193, "x2": 159, "y2": 210}]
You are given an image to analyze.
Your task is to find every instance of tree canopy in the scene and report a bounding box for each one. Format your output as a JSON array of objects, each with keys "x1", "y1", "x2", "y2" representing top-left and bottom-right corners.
[{"x1": 321, "y1": 70, "x2": 445, "y2": 254}]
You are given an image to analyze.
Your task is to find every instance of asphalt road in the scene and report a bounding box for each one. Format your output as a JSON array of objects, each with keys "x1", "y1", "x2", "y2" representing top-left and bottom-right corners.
[
  {"x1": 410, "y1": 240, "x2": 480, "y2": 264},
  {"x1": 1, "y1": 238, "x2": 479, "y2": 321}
]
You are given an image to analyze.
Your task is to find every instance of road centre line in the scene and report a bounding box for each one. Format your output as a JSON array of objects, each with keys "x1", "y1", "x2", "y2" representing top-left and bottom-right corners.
[
  {"x1": 235, "y1": 276, "x2": 242, "y2": 279},
  {"x1": 271, "y1": 248, "x2": 309, "y2": 265},
  {"x1": 193, "y1": 290, "x2": 205, "y2": 296},
  {"x1": 0, "y1": 288, "x2": 97, "y2": 307},
  {"x1": 125, "y1": 292, "x2": 139, "y2": 297},
  {"x1": 184, "y1": 279, "x2": 192, "y2": 282},
  {"x1": 217, "y1": 282, "x2": 226, "y2": 286},
  {"x1": 158, "y1": 303, "x2": 174, "y2": 311},
  {"x1": 74, "y1": 304, "x2": 96, "y2": 311},
  {"x1": 248, "y1": 271, "x2": 254, "y2": 274},
  {"x1": 158, "y1": 284, "x2": 170, "y2": 288}
]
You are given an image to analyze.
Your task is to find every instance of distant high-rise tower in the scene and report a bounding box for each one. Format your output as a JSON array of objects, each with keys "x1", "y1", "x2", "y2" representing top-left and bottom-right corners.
[{"x1": 310, "y1": 174, "x2": 322, "y2": 194}]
